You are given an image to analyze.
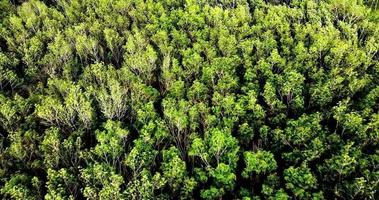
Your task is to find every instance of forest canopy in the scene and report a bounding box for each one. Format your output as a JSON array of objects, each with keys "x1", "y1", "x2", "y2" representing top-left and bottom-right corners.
[{"x1": 0, "y1": 0, "x2": 378, "y2": 199}]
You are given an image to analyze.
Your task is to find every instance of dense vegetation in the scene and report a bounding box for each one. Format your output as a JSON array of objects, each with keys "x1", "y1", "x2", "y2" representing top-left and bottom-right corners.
[{"x1": 0, "y1": 0, "x2": 378, "y2": 199}]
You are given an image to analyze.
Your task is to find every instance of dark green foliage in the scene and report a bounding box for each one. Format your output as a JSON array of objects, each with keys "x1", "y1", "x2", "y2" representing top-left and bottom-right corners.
[{"x1": 0, "y1": 0, "x2": 378, "y2": 199}]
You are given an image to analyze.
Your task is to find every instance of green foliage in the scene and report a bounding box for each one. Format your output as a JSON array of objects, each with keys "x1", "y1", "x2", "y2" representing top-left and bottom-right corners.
[
  {"x1": 40, "y1": 128, "x2": 61, "y2": 168},
  {"x1": 284, "y1": 164, "x2": 320, "y2": 199},
  {"x1": 92, "y1": 120, "x2": 128, "y2": 168},
  {"x1": 45, "y1": 168, "x2": 78, "y2": 200},
  {"x1": 1, "y1": 174, "x2": 41, "y2": 200},
  {"x1": 261, "y1": 175, "x2": 289, "y2": 200},
  {"x1": 0, "y1": 0, "x2": 378, "y2": 199},
  {"x1": 210, "y1": 163, "x2": 236, "y2": 190},
  {"x1": 124, "y1": 169, "x2": 166, "y2": 200},
  {"x1": 36, "y1": 80, "x2": 95, "y2": 130},
  {"x1": 189, "y1": 128, "x2": 239, "y2": 168},
  {"x1": 0, "y1": 94, "x2": 29, "y2": 132},
  {"x1": 81, "y1": 163, "x2": 124, "y2": 199},
  {"x1": 124, "y1": 137, "x2": 157, "y2": 176},
  {"x1": 161, "y1": 147, "x2": 187, "y2": 191},
  {"x1": 242, "y1": 150, "x2": 277, "y2": 177}
]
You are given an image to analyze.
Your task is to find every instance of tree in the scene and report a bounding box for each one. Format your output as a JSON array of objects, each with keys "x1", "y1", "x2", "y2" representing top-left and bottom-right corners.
[
  {"x1": 92, "y1": 120, "x2": 128, "y2": 169},
  {"x1": 40, "y1": 128, "x2": 62, "y2": 169},
  {"x1": 123, "y1": 29, "x2": 157, "y2": 84},
  {"x1": 124, "y1": 137, "x2": 158, "y2": 177},
  {"x1": 1, "y1": 174, "x2": 41, "y2": 200},
  {"x1": 284, "y1": 164, "x2": 321, "y2": 199},
  {"x1": 189, "y1": 128, "x2": 239, "y2": 199},
  {"x1": 81, "y1": 163, "x2": 124, "y2": 199},
  {"x1": 36, "y1": 79, "x2": 95, "y2": 130},
  {"x1": 161, "y1": 146, "x2": 196, "y2": 198},
  {"x1": 242, "y1": 150, "x2": 277, "y2": 177},
  {"x1": 0, "y1": 0, "x2": 378, "y2": 199},
  {"x1": 45, "y1": 168, "x2": 78, "y2": 200},
  {"x1": 0, "y1": 52, "x2": 21, "y2": 91},
  {"x1": 163, "y1": 98, "x2": 191, "y2": 157},
  {"x1": 81, "y1": 63, "x2": 130, "y2": 120}
]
